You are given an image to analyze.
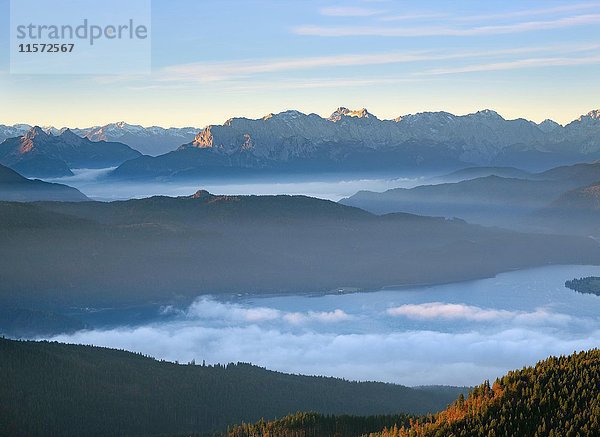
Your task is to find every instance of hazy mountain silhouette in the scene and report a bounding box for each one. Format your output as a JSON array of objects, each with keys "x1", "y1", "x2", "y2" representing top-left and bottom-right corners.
[
  {"x1": 0, "y1": 163, "x2": 88, "y2": 202},
  {"x1": 1, "y1": 191, "x2": 598, "y2": 309},
  {"x1": 0, "y1": 127, "x2": 141, "y2": 178}
]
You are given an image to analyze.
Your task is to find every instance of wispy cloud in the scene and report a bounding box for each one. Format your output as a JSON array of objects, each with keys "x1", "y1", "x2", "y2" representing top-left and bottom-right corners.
[
  {"x1": 294, "y1": 14, "x2": 600, "y2": 37},
  {"x1": 379, "y1": 3, "x2": 600, "y2": 24},
  {"x1": 87, "y1": 42, "x2": 600, "y2": 96},
  {"x1": 381, "y1": 13, "x2": 449, "y2": 22},
  {"x1": 455, "y1": 2, "x2": 600, "y2": 22},
  {"x1": 215, "y1": 77, "x2": 425, "y2": 93},
  {"x1": 155, "y1": 44, "x2": 597, "y2": 83},
  {"x1": 159, "y1": 52, "x2": 441, "y2": 82},
  {"x1": 320, "y1": 6, "x2": 384, "y2": 17},
  {"x1": 425, "y1": 55, "x2": 600, "y2": 75}
]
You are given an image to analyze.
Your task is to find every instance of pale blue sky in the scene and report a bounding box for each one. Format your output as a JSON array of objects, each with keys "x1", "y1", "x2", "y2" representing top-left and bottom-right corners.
[{"x1": 0, "y1": 0, "x2": 599, "y2": 127}]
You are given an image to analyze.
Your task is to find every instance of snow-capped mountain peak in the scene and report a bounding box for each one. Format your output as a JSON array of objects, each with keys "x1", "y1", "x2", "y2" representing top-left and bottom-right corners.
[
  {"x1": 328, "y1": 107, "x2": 375, "y2": 122},
  {"x1": 473, "y1": 109, "x2": 503, "y2": 120}
]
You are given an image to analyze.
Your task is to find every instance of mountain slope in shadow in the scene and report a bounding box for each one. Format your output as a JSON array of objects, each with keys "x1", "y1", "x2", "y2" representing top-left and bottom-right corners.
[
  {"x1": 1, "y1": 191, "x2": 598, "y2": 309},
  {"x1": 0, "y1": 163, "x2": 88, "y2": 202},
  {"x1": 0, "y1": 127, "x2": 141, "y2": 178},
  {"x1": 0, "y1": 338, "x2": 466, "y2": 436}
]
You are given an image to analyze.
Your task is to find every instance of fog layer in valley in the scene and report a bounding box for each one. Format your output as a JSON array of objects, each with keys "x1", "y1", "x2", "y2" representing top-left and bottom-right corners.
[
  {"x1": 49, "y1": 265, "x2": 600, "y2": 387},
  {"x1": 45, "y1": 168, "x2": 424, "y2": 201}
]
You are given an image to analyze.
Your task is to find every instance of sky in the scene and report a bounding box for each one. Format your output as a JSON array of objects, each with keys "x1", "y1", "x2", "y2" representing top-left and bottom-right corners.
[{"x1": 0, "y1": 0, "x2": 599, "y2": 128}]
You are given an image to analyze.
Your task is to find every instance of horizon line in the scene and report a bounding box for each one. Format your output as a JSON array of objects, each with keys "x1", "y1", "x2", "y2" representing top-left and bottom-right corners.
[{"x1": 3, "y1": 105, "x2": 599, "y2": 131}]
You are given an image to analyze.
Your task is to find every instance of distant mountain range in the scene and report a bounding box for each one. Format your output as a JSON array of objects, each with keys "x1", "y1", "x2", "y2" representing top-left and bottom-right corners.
[
  {"x1": 0, "y1": 123, "x2": 198, "y2": 156},
  {"x1": 341, "y1": 175, "x2": 568, "y2": 228},
  {"x1": 3, "y1": 108, "x2": 600, "y2": 179},
  {"x1": 0, "y1": 127, "x2": 141, "y2": 178},
  {"x1": 341, "y1": 162, "x2": 600, "y2": 231},
  {"x1": 426, "y1": 166, "x2": 534, "y2": 184},
  {"x1": 110, "y1": 107, "x2": 600, "y2": 180},
  {"x1": 0, "y1": 163, "x2": 87, "y2": 202},
  {"x1": 70, "y1": 123, "x2": 198, "y2": 156}
]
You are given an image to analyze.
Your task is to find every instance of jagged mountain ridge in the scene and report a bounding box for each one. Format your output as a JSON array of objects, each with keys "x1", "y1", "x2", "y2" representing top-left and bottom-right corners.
[
  {"x1": 111, "y1": 107, "x2": 600, "y2": 179},
  {"x1": 185, "y1": 107, "x2": 549, "y2": 164},
  {"x1": 0, "y1": 123, "x2": 198, "y2": 156},
  {"x1": 71, "y1": 122, "x2": 199, "y2": 156},
  {"x1": 4, "y1": 108, "x2": 600, "y2": 177},
  {"x1": 186, "y1": 107, "x2": 600, "y2": 162},
  {"x1": 0, "y1": 127, "x2": 141, "y2": 178}
]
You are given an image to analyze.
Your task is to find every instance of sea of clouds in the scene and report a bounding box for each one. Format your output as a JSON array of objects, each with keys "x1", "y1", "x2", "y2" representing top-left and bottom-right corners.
[{"x1": 49, "y1": 265, "x2": 600, "y2": 386}]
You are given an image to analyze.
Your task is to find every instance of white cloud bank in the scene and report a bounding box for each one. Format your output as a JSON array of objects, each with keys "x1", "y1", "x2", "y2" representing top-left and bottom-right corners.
[
  {"x1": 183, "y1": 297, "x2": 352, "y2": 325},
  {"x1": 49, "y1": 322, "x2": 600, "y2": 387},
  {"x1": 386, "y1": 302, "x2": 573, "y2": 326},
  {"x1": 46, "y1": 297, "x2": 600, "y2": 386},
  {"x1": 387, "y1": 302, "x2": 513, "y2": 321}
]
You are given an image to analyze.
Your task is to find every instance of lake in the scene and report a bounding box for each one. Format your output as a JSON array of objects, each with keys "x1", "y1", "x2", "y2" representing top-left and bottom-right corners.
[{"x1": 49, "y1": 264, "x2": 600, "y2": 387}]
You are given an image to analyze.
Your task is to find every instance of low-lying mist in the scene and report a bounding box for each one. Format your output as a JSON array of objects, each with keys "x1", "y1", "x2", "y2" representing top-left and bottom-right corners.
[
  {"x1": 47, "y1": 265, "x2": 600, "y2": 387},
  {"x1": 45, "y1": 169, "x2": 425, "y2": 201}
]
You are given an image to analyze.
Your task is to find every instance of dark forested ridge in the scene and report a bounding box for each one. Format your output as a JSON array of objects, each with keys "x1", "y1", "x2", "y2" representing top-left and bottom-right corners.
[
  {"x1": 227, "y1": 412, "x2": 414, "y2": 437},
  {"x1": 0, "y1": 338, "x2": 465, "y2": 437},
  {"x1": 565, "y1": 277, "x2": 600, "y2": 296},
  {"x1": 228, "y1": 349, "x2": 600, "y2": 437},
  {"x1": 1, "y1": 191, "x2": 599, "y2": 313}
]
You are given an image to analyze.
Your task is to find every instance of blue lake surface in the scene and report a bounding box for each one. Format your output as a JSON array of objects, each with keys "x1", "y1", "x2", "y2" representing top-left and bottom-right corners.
[{"x1": 240, "y1": 264, "x2": 600, "y2": 332}]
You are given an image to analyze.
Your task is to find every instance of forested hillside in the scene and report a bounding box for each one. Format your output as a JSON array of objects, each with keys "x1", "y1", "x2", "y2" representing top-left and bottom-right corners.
[
  {"x1": 227, "y1": 412, "x2": 413, "y2": 437},
  {"x1": 228, "y1": 349, "x2": 600, "y2": 437},
  {"x1": 2, "y1": 192, "x2": 599, "y2": 311},
  {"x1": 0, "y1": 338, "x2": 464, "y2": 436}
]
